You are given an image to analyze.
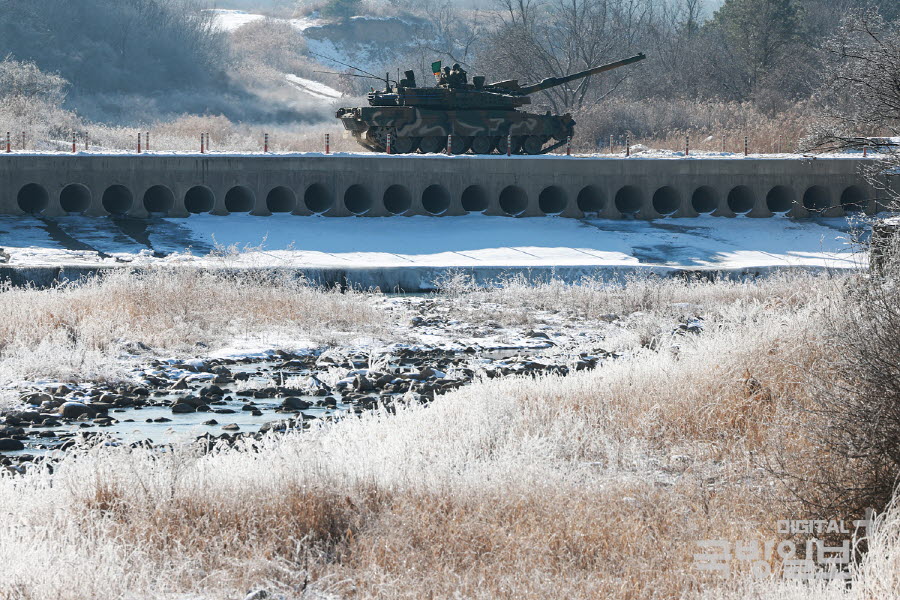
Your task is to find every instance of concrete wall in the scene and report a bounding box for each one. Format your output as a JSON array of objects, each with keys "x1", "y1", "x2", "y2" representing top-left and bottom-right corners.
[{"x1": 0, "y1": 154, "x2": 881, "y2": 219}]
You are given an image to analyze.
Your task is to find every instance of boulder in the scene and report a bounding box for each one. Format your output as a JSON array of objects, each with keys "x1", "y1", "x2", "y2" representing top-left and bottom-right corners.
[
  {"x1": 171, "y1": 403, "x2": 196, "y2": 414},
  {"x1": 0, "y1": 438, "x2": 25, "y2": 451},
  {"x1": 58, "y1": 402, "x2": 91, "y2": 419},
  {"x1": 281, "y1": 397, "x2": 312, "y2": 411},
  {"x1": 354, "y1": 375, "x2": 374, "y2": 392},
  {"x1": 168, "y1": 376, "x2": 190, "y2": 391},
  {"x1": 200, "y1": 384, "x2": 224, "y2": 398},
  {"x1": 174, "y1": 395, "x2": 206, "y2": 408},
  {"x1": 21, "y1": 392, "x2": 52, "y2": 406}
]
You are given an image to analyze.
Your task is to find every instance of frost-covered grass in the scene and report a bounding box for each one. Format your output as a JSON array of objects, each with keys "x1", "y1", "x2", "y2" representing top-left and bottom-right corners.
[
  {"x1": 2, "y1": 270, "x2": 892, "y2": 599},
  {"x1": 0, "y1": 268, "x2": 382, "y2": 388},
  {"x1": 437, "y1": 270, "x2": 824, "y2": 326}
]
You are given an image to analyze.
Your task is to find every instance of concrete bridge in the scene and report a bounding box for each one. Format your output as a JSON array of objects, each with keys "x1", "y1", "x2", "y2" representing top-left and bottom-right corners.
[{"x1": 0, "y1": 153, "x2": 881, "y2": 219}]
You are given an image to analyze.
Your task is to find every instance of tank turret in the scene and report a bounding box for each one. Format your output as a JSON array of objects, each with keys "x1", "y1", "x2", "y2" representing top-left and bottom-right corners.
[{"x1": 336, "y1": 53, "x2": 646, "y2": 154}]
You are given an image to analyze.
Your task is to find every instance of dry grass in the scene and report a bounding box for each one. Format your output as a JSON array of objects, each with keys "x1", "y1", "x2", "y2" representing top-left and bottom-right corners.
[
  {"x1": 571, "y1": 99, "x2": 834, "y2": 155},
  {"x1": 437, "y1": 270, "x2": 823, "y2": 327},
  {"x1": 0, "y1": 271, "x2": 886, "y2": 599},
  {"x1": 0, "y1": 268, "x2": 382, "y2": 387}
]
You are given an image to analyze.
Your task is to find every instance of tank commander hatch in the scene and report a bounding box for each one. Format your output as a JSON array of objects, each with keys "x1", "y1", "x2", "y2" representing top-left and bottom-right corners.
[{"x1": 448, "y1": 63, "x2": 468, "y2": 88}]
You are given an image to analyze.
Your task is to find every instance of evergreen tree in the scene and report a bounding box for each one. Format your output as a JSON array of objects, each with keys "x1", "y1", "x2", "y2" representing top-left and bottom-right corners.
[{"x1": 709, "y1": 0, "x2": 799, "y2": 89}]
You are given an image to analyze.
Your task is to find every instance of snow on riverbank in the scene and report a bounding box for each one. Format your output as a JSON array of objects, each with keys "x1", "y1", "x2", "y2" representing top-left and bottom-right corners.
[{"x1": 0, "y1": 214, "x2": 867, "y2": 282}]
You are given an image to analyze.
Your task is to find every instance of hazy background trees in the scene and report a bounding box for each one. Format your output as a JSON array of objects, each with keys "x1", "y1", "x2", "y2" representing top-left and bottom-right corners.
[{"x1": 0, "y1": 0, "x2": 896, "y2": 151}]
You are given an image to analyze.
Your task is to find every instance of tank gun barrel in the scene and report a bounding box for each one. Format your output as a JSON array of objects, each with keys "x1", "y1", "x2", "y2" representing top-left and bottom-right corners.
[{"x1": 513, "y1": 53, "x2": 646, "y2": 96}]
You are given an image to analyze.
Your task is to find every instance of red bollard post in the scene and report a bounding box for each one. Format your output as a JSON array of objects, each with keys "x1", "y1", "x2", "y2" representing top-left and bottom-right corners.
[
  {"x1": 506, "y1": 133, "x2": 512, "y2": 157},
  {"x1": 386, "y1": 132, "x2": 392, "y2": 154},
  {"x1": 744, "y1": 136, "x2": 749, "y2": 156},
  {"x1": 72, "y1": 132, "x2": 76, "y2": 153},
  {"x1": 566, "y1": 136, "x2": 571, "y2": 156},
  {"x1": 138, "y1": 132, "x2": 142, "y2": 154},
  {"x1": 446, "y1": 134, "x2": 452, "y2": 156},
  {"x1": 5, "y1": 132, "x2": 9, "y2": 153},
  {"x1": 200, "y1": 133, "x2": 205, "y2": 154},
  {"x1": 863, "y1": 143, "x2": 868, "y2": 158},
  {"x1": 21, "y1": 131, "x2": 25, "y2": 151},
  {"x1": 146, "y1": 131, "x2": 150, "y2": 152},
  {"x1": 325, "y1": 133, "x2": 330, "y2": 154},
  {"x1": 685, "y1": 134, "x2": 689, "y2": 156},
  {"x1": 722, "y1": 134, "x2": 726, "y2": 153},
  {"x1": 85, "y1": 133, "x2": 89, "y2": 152},
  {"x1": 264, "y1": 133, "x2": 268, "y2": 153},
  {"x1": 625, "y1": 135, "x2": 630, "y2": 157}
]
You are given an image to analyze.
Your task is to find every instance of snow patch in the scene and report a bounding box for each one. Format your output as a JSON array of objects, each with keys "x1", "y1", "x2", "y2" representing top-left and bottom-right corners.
[
  {"x1": 207, "y1": 9, "x2": 321, "y2": 32},
  {"x1": 285, "y1": 74, "x2": 343, "y2": 100}
]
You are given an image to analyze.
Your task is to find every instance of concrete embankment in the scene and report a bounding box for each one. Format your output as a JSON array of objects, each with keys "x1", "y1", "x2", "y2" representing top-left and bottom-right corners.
[{"x1": 0, "y1": 153, "x2": 886, "y2": 219}]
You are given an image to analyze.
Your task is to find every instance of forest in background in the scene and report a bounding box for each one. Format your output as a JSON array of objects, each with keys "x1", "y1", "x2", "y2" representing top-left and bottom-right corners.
[{"x1": 0, "y1": 0, "x2": 897, "y2": 152}]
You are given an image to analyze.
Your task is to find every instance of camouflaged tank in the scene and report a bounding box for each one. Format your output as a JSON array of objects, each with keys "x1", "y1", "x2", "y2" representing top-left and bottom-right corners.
[{"x1": 336, "y1": 53, "x2": 646, "y2": 155}]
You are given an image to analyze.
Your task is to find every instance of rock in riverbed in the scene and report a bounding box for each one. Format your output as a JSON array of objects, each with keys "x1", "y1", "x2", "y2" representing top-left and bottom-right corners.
[
  {"x1": 281, "y1": 397, "x2": 312, "y2": 411},
  {"x1": 0, "y1": 438, "x2": 25, "y2": 451},
  {"x1": 58, "y1": 402, "x2": 91, "y2": 419}
]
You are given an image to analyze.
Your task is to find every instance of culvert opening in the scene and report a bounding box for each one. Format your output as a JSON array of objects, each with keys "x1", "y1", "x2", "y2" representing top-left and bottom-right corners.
[
  {"x1": 266, "y1": 186, "x2": 295, "y2": 213},
  {"x1": 461, "y1": 185, "x2": 488, "y2": 213},
  {"x1": 652, "y1": 186, "x2": 680, "y2": 216},
  {"x1": 305, "y1": 183, "x2": 332, "y2": 214},
  {"x1": 499, "y1": 185, "x2": 528, "y2": 215},
  {"x1": 185, "y1": 186, "x2": 214, "y2": 214},
  {"x1": 539, "y1": 186, "x2": 567, "y2": 214},
  {"x1": 766, "y1": 185, "x2": 795, "y2": 213},
  {"x1": 383, "y1": 185, "x2": 411, "y2": 215},
  {"x1": 60, "y1": 184, "x2": 91, "y2": 214},
  {"x1": 225, "y1": 186, "x2": 255, "y2": 213},
  {"x1": 422, "y1": 184, "x2": 451, "y2": 215},
  {"x1": 344, "y1": 184, "x2": 372, "y2": 215},
  {"x1": 102, "y1": 185, "x2": 133, "y2": 215},
  {"x1": 803, "y1": 186, "x2": 831, "y2": 213},
  {"x1": 691, "y1": 186, "x2": 717, "y2": 214},
  {"x1": 143, "y1": 185, "x2": 175, "y2": 215},
  {"x1": 614, "y1": 186, "x2": 642, "y2": 215},
  {"x1": 577, "y1": 185, "x2": 604, "y2": 214},
  {"x1": 727, "y1": 186, "x2": 754, "y2": 214},
  {"x1": 17, "y1": 183, "x2": 49, "y2": 214},
  {"x1": 841, "y1": 186, "x2": 867, "y2": 212}
]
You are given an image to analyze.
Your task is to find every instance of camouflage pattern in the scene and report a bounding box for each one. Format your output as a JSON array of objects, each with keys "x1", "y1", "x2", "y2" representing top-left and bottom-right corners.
[{"x1": 335, "y1": 53, "x2": 646, "y2": 155}]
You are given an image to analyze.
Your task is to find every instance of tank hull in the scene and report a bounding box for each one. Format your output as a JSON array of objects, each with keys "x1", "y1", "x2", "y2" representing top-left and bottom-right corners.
[{"x1": 336, "y1": 106, "x2": 575, "y2": 154}]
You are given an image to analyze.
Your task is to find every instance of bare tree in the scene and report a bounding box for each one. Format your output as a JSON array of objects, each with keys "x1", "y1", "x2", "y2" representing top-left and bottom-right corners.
[
  {"x1": 486, "y1": 0, "x2": 656, "y2": 113},
  {"x1": 804, "y1": 9, "x2": 900, "y2": 201}
]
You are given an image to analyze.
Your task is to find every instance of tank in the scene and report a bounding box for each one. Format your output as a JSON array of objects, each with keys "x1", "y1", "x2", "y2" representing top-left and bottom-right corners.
[{"x1": 335, "y1": 53, "x2": 646, "y2": 155}]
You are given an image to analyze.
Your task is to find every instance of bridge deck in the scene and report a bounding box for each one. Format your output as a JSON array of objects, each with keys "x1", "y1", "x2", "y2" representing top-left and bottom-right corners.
[{"x1": 0, "y1": 153, "x2": 882, "y2": 219}]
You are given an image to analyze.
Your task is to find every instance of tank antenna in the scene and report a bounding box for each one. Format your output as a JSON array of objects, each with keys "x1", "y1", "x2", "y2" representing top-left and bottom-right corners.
[{"x1": 308, "y1": 50, "x2": 382, "y2": 80}]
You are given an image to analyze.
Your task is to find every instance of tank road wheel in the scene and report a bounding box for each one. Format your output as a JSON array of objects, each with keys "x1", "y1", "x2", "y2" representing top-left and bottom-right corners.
[
  {"x1": 418, "y1": 136, "x2": 445, "y2": 154},
  {"x1": 470, "y1": 136, "x2": 494, "y2": 155},
  {"x1": 450, "y1": 135, "x2": 472, "y2": 154},
  {"x1": 391, "y1": 136, "x2": 418, "y2": 154},
  {"x1": 497, "y1": 135, "x2": 522, "y2": 155},
  {"x1": 522, "y1": 136, "x2": 545, "y2": 155}
]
